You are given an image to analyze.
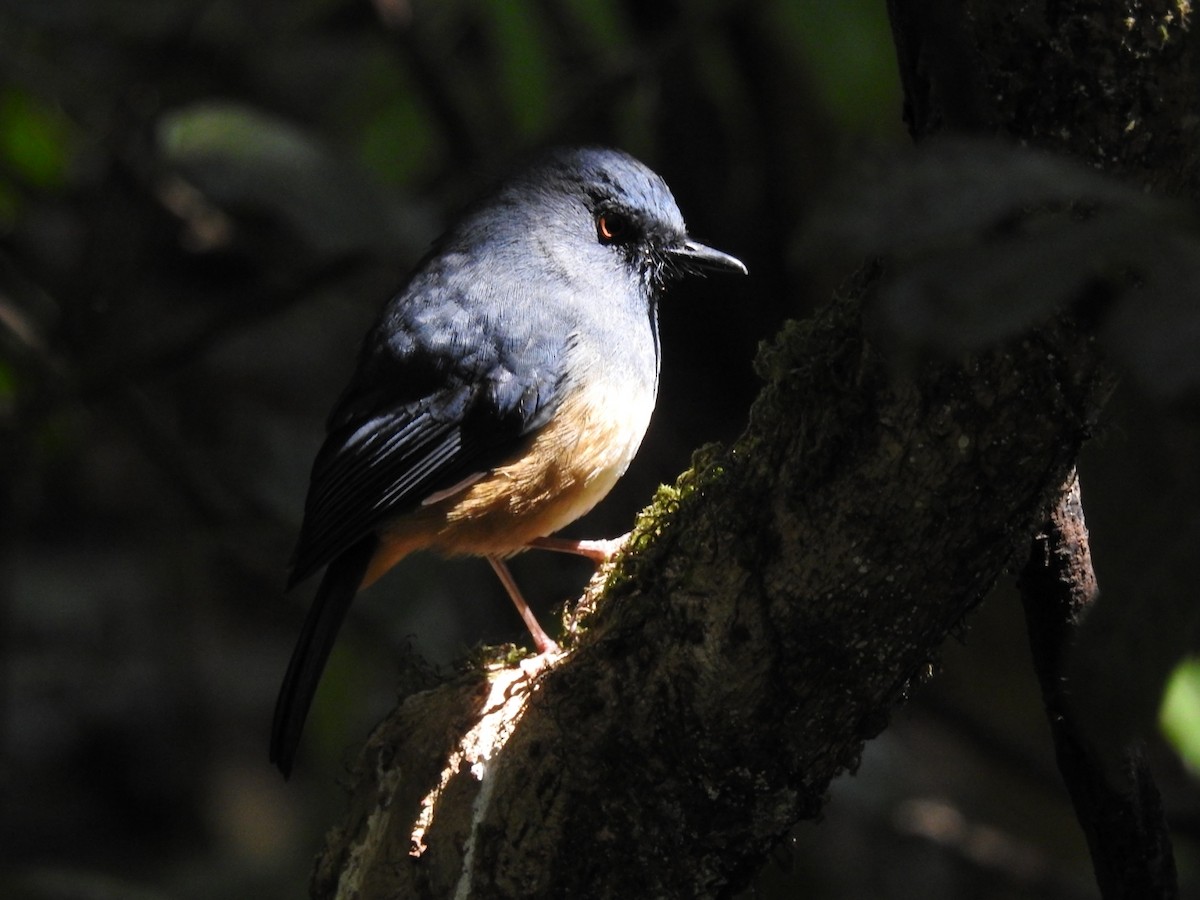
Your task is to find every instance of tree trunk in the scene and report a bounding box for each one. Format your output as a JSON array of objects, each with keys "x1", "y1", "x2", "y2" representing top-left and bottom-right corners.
[{"x1": 312, "y1": 2, "x2": 1199, "y2": 896}]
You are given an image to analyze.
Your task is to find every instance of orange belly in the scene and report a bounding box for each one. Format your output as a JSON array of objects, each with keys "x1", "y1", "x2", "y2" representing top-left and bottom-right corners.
[{"x1": 361, "y1": 373, "x2": 655, "y2": 587}]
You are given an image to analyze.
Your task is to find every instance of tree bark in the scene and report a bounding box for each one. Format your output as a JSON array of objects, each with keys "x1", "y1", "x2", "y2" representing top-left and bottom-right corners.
[
  {"x1": 313, "y1": 2, "x2": 1199, "y2": 896},
  {"x1": 1019, "y1": 473, "x2": 1178, "y2": 899},
  {"x1": 313, "y1": 296, "x2": 1105, "y2": 898}
]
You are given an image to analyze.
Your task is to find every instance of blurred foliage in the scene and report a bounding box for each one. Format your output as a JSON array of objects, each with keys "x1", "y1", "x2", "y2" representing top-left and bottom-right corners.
[
  {"x1": 1163, "y1": 658, "x2": 1200, "y2": 774},
  {"x1": 807, "y1": 136, "x2": 1200, "y2": 399},
  {"x1": 0, "y1": 87, "x2": 75, "y2": 190},
  {"x1": 772, "y1": 2, "x2": 898, "y2": 134},
  {"x1": 1, "y1": 0, "x2": 1199, "y2": 898}
]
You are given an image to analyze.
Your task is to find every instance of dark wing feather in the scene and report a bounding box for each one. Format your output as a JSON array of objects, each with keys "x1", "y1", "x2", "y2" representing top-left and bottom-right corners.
[{"x1": 288, "y1": 283, "x2": 569, "y2": 586}]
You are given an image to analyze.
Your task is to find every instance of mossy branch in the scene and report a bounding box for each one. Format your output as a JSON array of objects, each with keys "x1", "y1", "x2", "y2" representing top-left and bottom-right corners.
[
  {"x1": 312, "y1": 1, "x2": 1200, "y2": 895},
  {"x1": 312, "y1": 283, "x2": 1108, "y2": 899}
]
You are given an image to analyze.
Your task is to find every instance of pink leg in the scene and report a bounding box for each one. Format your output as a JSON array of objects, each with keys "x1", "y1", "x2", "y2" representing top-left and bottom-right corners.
[
  {"x1": 487, "y1": 556, "x2": 560, "y2": 655},
  {"x1": 527, "y1": 534, "x2": 629, "y2": 565}
]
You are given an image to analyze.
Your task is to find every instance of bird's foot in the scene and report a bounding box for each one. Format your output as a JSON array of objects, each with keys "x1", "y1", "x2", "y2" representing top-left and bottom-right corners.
[
  {"x1": 527, "y1": 533, "x2": 630, "y2": 565},
  {"x1": 520, "y1": 645, "x2": 562, "y2": 676}
]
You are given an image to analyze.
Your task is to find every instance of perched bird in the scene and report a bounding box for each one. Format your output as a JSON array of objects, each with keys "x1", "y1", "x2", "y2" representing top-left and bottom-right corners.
[{"x1": 270, "y1": 147, "x2": 746, "y2": 776}]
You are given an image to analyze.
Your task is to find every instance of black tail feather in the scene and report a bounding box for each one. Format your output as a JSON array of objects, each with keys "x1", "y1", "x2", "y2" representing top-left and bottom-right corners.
[{"x1": 270, "y1": 535, "x2": 378, "y2": 778}]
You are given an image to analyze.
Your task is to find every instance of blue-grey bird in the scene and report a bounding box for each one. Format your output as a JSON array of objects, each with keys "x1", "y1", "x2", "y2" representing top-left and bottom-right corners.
[{"x1": 271, "y1": 147, "x2": 746, "y2": 776}]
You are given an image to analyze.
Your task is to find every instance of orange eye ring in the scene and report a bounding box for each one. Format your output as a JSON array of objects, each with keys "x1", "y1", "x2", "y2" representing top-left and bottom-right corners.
[{"x1": 597, "y1": 212, "x2": 628, "y2": 243}]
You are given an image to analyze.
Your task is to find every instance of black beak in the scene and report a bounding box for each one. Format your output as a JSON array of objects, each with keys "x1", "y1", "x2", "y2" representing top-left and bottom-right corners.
[{"x1": 668, "y1": 239, "x2": 748, "y2": 276}]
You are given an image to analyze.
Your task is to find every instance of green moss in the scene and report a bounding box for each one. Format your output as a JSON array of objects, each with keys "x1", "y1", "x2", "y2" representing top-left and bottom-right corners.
[{"x1": 463, "y1": 642, "x2": 529, "y2": 672}]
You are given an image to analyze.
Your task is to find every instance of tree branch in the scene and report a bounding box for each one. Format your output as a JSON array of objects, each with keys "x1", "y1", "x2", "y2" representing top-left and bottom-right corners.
[
  {"x1": 312, "y1": 289, "x2": 1108, "y2": 898},
  {"x1": 309, "y1": 1, "x2": 1200, "y2": 896},
  {"x1": 1019, "y1": 473, "x2": 1178, "y2": 899}
]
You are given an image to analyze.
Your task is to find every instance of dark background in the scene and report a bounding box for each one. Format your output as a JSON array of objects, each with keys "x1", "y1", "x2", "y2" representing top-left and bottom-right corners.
[{"x1": 2, "y1": 1, "x2": 1197, "y2": 897}]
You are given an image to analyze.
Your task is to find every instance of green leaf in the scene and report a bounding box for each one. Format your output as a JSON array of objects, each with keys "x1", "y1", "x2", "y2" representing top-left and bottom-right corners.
[
  {"x1": 484, "y1": 2, "x2": 553, "y2": 136},
  {"x1": 360, "y1": 95, "x2": 436, "y2": 186},
  {"x1": 806, "y1": 136, "x2": 1200, "y2": 399},
  {"x1": 158, "y1": 101, "x2": 408, "y2": 256},
  {"x1": 770, "y1": 0, "x2": 901, "y2": 135},
  {"x1": 1161, "y1": 658, "x2": 1200, "y2": 773},
  {"x1": 0, "y1": 88, "x2": 75, "y2": 189}
]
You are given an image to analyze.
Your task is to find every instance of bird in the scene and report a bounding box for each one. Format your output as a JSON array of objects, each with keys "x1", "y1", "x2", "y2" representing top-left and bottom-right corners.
[{"x1": 270, "y1": 146, "x2": 746, "y2": 777}]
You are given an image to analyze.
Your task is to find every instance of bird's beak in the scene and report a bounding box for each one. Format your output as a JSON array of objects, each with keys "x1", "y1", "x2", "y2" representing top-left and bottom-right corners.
[{"x1": 668, "y1": 240, "x2": 748, "y2": 276}]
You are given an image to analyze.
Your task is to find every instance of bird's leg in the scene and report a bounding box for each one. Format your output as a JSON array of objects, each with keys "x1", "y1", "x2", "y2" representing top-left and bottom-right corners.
[
  {"x1": 486, "y1": 555, "x2": 560, "y2": 655},
  {"x1": 526, "y1": 533, "x2": 629, "y2": 565}
]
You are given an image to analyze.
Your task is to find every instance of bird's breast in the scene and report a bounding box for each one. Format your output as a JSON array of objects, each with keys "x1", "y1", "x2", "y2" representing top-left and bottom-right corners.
[
  {"x1": 441, "y1": 364, "x2": 657, "y2": 553},
  {"x1": 372, "y1": 359, "x2": 657, "y2": 568}
]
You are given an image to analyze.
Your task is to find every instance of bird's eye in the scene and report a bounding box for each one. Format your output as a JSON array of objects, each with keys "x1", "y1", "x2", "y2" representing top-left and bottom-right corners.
[{"x1": 596, "y1": 211, "x2": 630, "y2": 244}]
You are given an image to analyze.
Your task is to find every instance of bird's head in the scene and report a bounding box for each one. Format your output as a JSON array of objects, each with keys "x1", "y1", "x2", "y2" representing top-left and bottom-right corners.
[{"x1": 471, "y1": 147, "x2": 746, "y2": 296}]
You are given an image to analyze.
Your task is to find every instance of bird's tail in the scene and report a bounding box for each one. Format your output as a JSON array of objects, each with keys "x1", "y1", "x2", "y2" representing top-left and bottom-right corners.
[{"x1": 270, "y1": 535, "x2": 378, "y2": 778}]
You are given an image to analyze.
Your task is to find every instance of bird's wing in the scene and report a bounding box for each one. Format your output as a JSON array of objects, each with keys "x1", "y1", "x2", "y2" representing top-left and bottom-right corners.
[{"x1": 287, "y1": 294, "x2": 570, "y2": 587}]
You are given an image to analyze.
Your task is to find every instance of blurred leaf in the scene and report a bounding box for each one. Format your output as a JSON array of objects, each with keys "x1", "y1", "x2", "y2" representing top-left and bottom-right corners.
[
  {"x1": 360, "y1": 95, "x2": 437, "y2": 187},
  {"x1": 569, "y1": 0, "x2": 627, "y2": 46},
  {"x1": 0, "y1": 87, "x2": 75, "y2": 189},
  {"x1": 771, "y1": 0, "x2": 900, "y2": 135},
  {"x1": 158, "y1": 101, "x2": 414, "y2": 257},
  {"x1": 878, "y1": 212, "x2": 1200, "y2": 355},
  {"x1": 484, "y1": 2, "x2": 554, "y2": 136},
  {"x1": 806, "y1": 136, "x2": 1200, "y2": 400},
  {"x1": 807, "y1": 137, "x2": 1165, "y2": 259},
  {"x1": 355, "y1": 52, "x2": 438, "y2": 187},
  {"x1": 0, "y1": 178, "x2": 19, "y2": 226},
  {"x1": 1162, "y1": 658, "x2": 1200, "y2": 773}
]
